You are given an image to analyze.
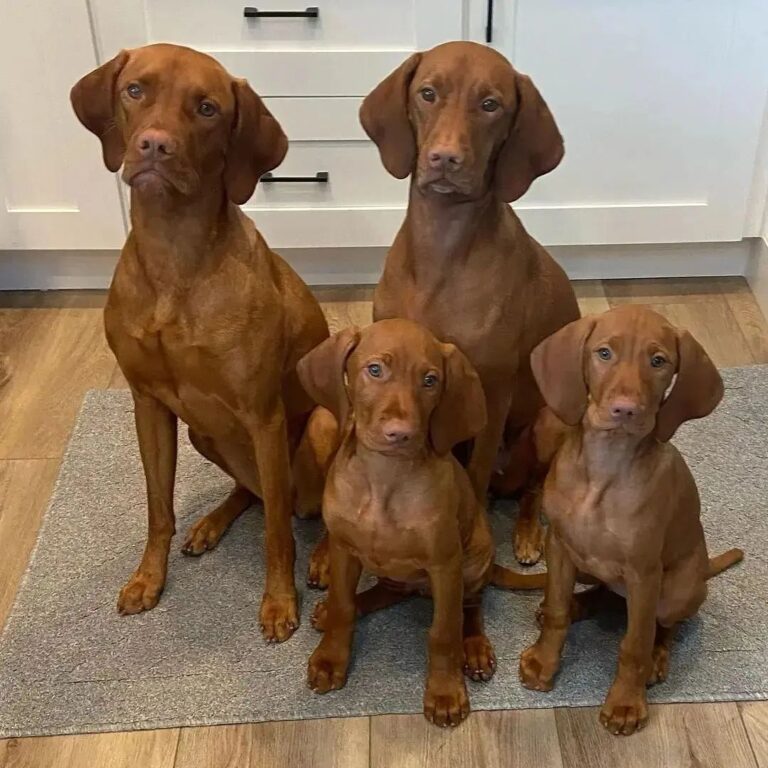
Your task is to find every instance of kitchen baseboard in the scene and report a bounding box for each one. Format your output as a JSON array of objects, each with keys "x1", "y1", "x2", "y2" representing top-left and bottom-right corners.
[{"x1": 0, "y1": 240, "x2": 755, "y2": 291}]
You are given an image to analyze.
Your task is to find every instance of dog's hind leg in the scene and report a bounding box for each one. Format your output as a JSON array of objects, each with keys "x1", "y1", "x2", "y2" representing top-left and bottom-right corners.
[{"x1": 462, "y1": 596, "x2": 496, "y2": 682}]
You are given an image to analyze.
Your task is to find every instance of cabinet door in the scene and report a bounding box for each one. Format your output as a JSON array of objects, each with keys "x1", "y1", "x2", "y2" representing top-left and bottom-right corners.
[
  {"x1": 0, "y1": 1, "x2": 126, "y2": 250},
  {"x1": 468, "y1": 0, "x2": 768, "y2": 245}
]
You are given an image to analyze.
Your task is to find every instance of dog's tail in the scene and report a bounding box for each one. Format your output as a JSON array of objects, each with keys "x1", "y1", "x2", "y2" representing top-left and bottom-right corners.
[
  {"x1": 708, "y1": 548, "x2": 744, "y2": 578},
  {"x1": 490, "y1": 564, "x2": 547, "y2": 590}
]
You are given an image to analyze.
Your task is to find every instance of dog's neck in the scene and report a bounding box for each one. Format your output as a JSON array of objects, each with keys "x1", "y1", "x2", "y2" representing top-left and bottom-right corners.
[
  {"x1": 128, "y1": 183, "x2": 232, "y2": 285},
  {"x1": 402, "y1": 182, "x2": 505, "y2": 278}
]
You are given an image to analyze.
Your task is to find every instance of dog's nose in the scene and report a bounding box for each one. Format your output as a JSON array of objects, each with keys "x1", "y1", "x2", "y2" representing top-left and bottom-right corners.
[
  {"x1": 609, "y1": 398, "x2": 641, "y2": 422},
  {"x1": 427, "y1": 148, "x2": 464, "y2": 170},
  {"x1": 136, "y1": 129, "x2": 175, "y2": 159},
  {"x1": 382, "y1": 420, "x2": 414, "y2": 445}
]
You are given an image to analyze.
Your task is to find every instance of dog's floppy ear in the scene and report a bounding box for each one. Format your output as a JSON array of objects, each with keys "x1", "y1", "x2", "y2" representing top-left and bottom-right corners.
[
  {"x1": 359, "y1": 53, "x2": 422, "y2": 179},
  {"x1": 297, "y1": 327, "x2": 360, "y2": 425},
  {"x1": 530, "y1": 316, "x2": 596, "y2": 426},
  {"x1": 495, "y1": 72, "x2": 564, "y2": 203},
  {"x1": 225, "y1": 79, "x2": 288, "y2": 204},
  {"x1": 70, "y1": 50, "x2": 129, "y2": 172},
  {"x1": 430, "y1": 343, "x2": 487, "y2": 456},
  {"x1": 655, "y1": 331, "x2": 723, "y2": 442}
]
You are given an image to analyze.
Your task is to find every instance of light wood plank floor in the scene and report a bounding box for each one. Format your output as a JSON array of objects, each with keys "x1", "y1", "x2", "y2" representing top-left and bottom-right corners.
[{"x1": 0, "y1": 278, "x2": 766, "y2": 768}]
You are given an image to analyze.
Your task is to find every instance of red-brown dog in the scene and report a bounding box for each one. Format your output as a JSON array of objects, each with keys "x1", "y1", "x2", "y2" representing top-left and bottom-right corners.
[
  {"x1": 519, "y1": 306, "x2": 743, "y2": 734},
  {"x1": 297, "y1": 319, "x2": 545, "y2": 727},
  {"x1": 71, "y1": 44, "x2": 329, "y2": 641}
]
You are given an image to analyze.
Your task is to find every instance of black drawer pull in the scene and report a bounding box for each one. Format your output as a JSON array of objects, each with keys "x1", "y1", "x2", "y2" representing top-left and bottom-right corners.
[
  {"x1": 485, "y1": 0, "x2": 494, "y2": 43},
  {"x1": 261, "y1": 171, "x2": 329, "y2": 183},
  {"x1": 244, "y1": 6, "x2": 319, "y2": 18}
]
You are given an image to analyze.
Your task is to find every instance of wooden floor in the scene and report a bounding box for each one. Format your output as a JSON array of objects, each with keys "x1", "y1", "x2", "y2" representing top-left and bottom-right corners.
[{"x1": 1, "y1": 277, "x2": 767, "y2": 768}]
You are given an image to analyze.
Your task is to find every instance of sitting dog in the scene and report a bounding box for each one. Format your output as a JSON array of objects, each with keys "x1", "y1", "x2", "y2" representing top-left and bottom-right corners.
[
  {"x1": 361, "y1": 41, "x2": 580, "y2": 564},
  {"x1": 297, "y1": 319, "x2": 545, "y2": 727},
  {"x1": 71, "y1": 44, "x2": 329, "y2": 641},
  {"x1": 518, "y1": 305, "x2": 743, "y2": 735}
]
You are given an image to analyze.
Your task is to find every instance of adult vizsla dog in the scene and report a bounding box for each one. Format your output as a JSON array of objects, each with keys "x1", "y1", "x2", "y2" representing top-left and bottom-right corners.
[
  {"x1": 297, "y1": 319, "x2": 545, "y2": 727},
  {"x1": 519, "y1": 305, "x2": 743, "y2": 735},
  {"x1": 361, "y1": 41, "x2": 580, "y2": 565},
  {"x1": 71, "y1": 44, "x2": 329, "y2": 641}
]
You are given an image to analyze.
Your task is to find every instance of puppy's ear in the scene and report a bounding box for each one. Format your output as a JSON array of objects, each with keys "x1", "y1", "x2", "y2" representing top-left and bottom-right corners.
[
  {"x1": 495, "y1": 72, "x2": 564, "y2": 202},
  {"x1": 225, "y1": 79, "x2": 288, "y2": 205},
  {"x1": 430, "y1": 343, "x2": 487, "y2": 456},
  {"x1": 530, "y1": 316, "x2": 595, "y2": 425},
  {"x1": 297, "y1": 327, "x2": 360, "y2": 425},
  {"x1": 655, "y1": 331, "x2": 723, "y2": 442},
  {"x1": 70, "y1": 50, "x2": 129, "y2": 172},
  {"x1": 359, "y1": 53, "x2": 422, "y2": 179}
]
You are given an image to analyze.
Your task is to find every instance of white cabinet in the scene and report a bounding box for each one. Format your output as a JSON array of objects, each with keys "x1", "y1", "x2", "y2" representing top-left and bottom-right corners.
[
  {"x1": 90, "y1": 0, "x2": 461, "y2": 249},
  {"x1": 468, "y1": 0, "x2": 768, "y2": 245},
  {"x1": 0, "y1": 1, "x2": 125, "y2": 251}
]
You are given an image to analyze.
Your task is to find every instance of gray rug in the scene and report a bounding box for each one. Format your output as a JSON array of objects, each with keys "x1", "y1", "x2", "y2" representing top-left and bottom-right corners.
[{"x1": 0, "y1": 367, "x2": 766, "y2": 737}]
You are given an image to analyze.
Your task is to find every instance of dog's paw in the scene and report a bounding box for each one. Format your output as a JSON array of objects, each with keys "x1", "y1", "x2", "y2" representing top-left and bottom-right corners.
[
  {"x1": 181, "y1": 516, "x2": 226, "y2": 556},
  {"x1": 647, "y1": 644, "x2": 670, "y2": 686},
  {"x1": 311, "y1": 598, "x2": 328, "y2": 632},
  {"x1": 260, "y1": 591, "x2": 299, "y2": 643},
  {"x1": 519, "y1": 644, "x2": 558, "y2": 692},
  {"x1": 307, "y1": 538, "x2": 330, "y2": 590},
  {"x1": 514, "y1": 523, "x2": 544, "y2": 566},
  {"x1": 600, "y1": 686, "x2": 649, "y2": 736},
  {"x1": 463, "y1": 634, "x2": 496, "y2": 682},
  {"x1": 424, "y1": 673, "x2": 470, "y2": 728},
  {"x1": 307, "y1": 644, "x2": 349, "y2": 693},
  {"x1": 117, "y1": 571, "x2": 164, "y2": 615}
]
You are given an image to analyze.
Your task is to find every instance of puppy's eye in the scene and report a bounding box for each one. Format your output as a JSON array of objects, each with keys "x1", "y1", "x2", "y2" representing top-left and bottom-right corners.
[
  {"x1": 597, "y1": 347, "x2": 612, "y2": 361},
  {"x1": 419, "y1": 87, "x2": 436, "y2": 103},
  {"x1": 367, "y1": 363, "x2": 383, "y2": 378},
  {"x1": 198, "y1": 101, "x2": 218, "y2": 117},
  {"x1": 651, "y1": 354, "x2": 667, "y2": 368},
  {"x1": 126, "y1": 83, "x2": 143, "y2": 99},
  {"x1": 423, "y1": 373, "x2": 438, "y2": 388},
  {"x1": 481, "y1": 98, "x2": 500, "y2": 113}
]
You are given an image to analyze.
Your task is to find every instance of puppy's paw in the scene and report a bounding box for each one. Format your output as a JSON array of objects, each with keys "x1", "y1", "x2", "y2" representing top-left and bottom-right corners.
[
  {"x1": 647, "y1": 644, "x2": 670, "y2": 686},
  {"x1": 424, "y1": 673, "x2": 470, "y2": 728},
  {"x1": 181, "y1": 516, "x2": 226, "y2": 556},
  {"x1": 307, "y1": 644, "x2": 349, "y2": 693},
  {"x1": 514, "y1": 522, "x2": 544, "y2": 566},
  {"x1": 600, "y1": 686, "x2": 649, "y2": 736},
  {"x1": 307, "y1": 537, "x2": 330, "y2": 590},
  {"x1": 117, "y1": 571, "x2": 164, "y2": 615},
  {"x1": 260, "y1": 591, "x2": 299, "y2": 643},
  {"x1": 463, "y1": 634, "x2": 496, "y2": 682},
  {"x1": 519, "y1": 644, "x2": 558, "y2": 692},
  {"x1": 311, "y1": 598, "x2": 328, "y2": 632}
]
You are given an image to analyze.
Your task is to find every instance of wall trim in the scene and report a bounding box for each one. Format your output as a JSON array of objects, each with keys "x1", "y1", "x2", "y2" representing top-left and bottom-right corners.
[
  {"x1": 747, "y1": 236, "x2": 768, "y2": 321},
  {"x1": 0, "y1": 240, "x2": 755, "y2": 291}
]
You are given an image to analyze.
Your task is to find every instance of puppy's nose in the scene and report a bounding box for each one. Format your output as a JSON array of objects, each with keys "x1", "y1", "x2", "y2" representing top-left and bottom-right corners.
[
  {"x1": 427, "y1": 148, "x2": 464, "y2": 170},
  {"x1": 136, "y1": 129, "x2": 175, "y2": 159},
  {"x1": 609, "y1": 398, "x2": 642, "y2": 423},
  {"x1": 382, "y1": 420, "x2": 414, "y2": 445}
]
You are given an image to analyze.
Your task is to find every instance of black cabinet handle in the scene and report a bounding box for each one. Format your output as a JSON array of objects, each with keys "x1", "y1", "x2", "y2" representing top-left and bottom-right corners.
[
  {"x1": 244, "y1": 6, "x2": 319, "y2": 18},
  {"x1": 485, "y1": 0, "x2": 494, "y2": 43},
  {"x1": 261, "y1": 171, "x2": 329, "y2": 183}
]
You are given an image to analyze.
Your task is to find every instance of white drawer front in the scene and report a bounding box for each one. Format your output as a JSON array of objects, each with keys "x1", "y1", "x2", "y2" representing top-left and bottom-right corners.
[{"x1": 146, "y1": 0, "x2": 416, "y2": 50}]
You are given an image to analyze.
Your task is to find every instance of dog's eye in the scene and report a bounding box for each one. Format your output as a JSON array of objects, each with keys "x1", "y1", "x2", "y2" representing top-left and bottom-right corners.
[
  {"x1": 651, "y1": 354, "x2": 667, "y2": 368},
  {"x1": 367, "y1": 363, "x2": 382, "y2": 378},
  {"x1": 597, "y1": 347, "x2": 612, "y2": 361},
  {"x1": 419, "y1": 87, "x2": 436, "y2": 103},
  {"x1": 481, "y1": 98, "x2": 500, "y2": 113},
  {"x1": 423, "y1": 373, "x2": 438, "y2": 388},
  {"x1": 198, "y1": 101, "x2": 218, "y2": 117},
  {"x1": 126, "y1": 83, "x2": 143, "y2": 99}
]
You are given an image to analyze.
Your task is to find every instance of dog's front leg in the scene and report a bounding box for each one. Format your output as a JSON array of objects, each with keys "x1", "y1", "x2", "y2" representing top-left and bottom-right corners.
[
  {"x1": 424, "y1": 554, "x2": 468, "y2": 727},
  {"x1": 519, "y1": 528, "x2": 576, "y2": 690},
  {"x1": 600, "y1": 570, "x2": 661, "y2": 736},
  {"x1": 468, "y1": 386, "x2": 511, "y2": 499},
  {"x1": 249, "y1": 401, "x2": 299, "y2": 642},
  {"x1": 118, "y1": 391, "x2": 178, "y2": 615}
]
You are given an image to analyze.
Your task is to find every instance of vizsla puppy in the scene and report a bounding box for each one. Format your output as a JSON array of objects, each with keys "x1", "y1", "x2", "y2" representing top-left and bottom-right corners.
[
  {"x1": 519, "y1": 305, "x2": 743, "y2": 735},
  {"x1": 361, "y1": 41, "x2": 580, "y2": 565},
  {"x1": 297, "y1": 319, "x2": 544, "y2": 727},
  {"x1": 71, "y1": 44, "x2": 329, "y2": 641}
]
